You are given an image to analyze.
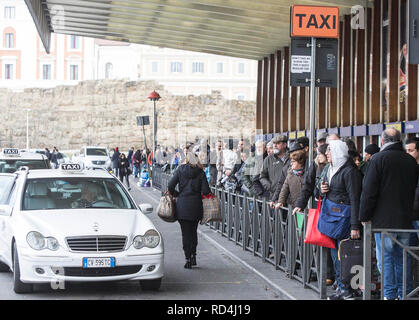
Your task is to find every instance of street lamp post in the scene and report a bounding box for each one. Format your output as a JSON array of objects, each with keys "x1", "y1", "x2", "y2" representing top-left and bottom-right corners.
[
  {"x1": 148, "y1": 90, "x2": 161, "y2": 165},
  {"x1": 26, "y1": 109, "x2": 31, "y2": 150}
]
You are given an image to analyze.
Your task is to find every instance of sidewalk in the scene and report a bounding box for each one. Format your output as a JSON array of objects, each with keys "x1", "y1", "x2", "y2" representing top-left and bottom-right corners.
[{"x1": 135, "y1": 179, "x2": 323, "y2": 300}]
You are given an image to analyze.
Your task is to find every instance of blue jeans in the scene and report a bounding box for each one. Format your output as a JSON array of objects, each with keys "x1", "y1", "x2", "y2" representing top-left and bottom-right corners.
[
  {"x1": 374, "y1": 232, "x2": 412, "y2": 299},
  {"x1": 133, "y1": 165, "x2": 140, "y2": 178},
  {"x1": 413, "y1": 221, "x2": 419, "y2": 240},
  {"x1": 113, "y1": 167, "x2": 119, "y2": 177}
]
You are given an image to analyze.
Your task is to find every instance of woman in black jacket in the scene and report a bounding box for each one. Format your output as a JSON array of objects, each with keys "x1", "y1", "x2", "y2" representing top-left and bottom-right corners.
[
  {"x1": 168, "y1": 152, "x2": 211, "y2": 269},
  {"x1": 118, "y1": 153, "x2": 131, "y2": 190},
  {"x1": 320, "y1": 140, "x2": 362, "y2": 300}
]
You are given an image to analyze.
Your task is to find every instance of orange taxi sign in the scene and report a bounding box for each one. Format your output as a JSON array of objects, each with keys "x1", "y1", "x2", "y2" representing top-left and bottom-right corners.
[{"x1": 291, "y1": 5, "x2": 339, "y2": 39}]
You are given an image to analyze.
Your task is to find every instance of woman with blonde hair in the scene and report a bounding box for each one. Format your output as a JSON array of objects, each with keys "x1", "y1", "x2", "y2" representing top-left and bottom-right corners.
[{"x1": 168, "y1": 151, "x2": 210, "y2": 268}]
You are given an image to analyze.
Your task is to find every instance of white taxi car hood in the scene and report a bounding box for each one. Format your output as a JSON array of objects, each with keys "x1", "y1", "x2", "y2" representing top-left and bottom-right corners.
[{"x1": 17, "y1": 209, "x2": 156, "y2": 240}]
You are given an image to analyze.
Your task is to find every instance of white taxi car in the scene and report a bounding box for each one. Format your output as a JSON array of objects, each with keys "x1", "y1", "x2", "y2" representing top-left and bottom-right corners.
[
  {"x1": 72, "y1": 146, "x2": 112, "y2": 171},
  {"x1": 0, "y1": 148, "x2": 50, "y2": 173},
  {"x1": 0, "y1": 164, "x2": 163, "y2": 293}
]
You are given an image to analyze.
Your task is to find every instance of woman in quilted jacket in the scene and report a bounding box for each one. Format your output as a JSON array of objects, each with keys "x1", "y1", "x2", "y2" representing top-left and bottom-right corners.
[{"x1": 168, "y1": 150, "x2": 211, "y2": 269}]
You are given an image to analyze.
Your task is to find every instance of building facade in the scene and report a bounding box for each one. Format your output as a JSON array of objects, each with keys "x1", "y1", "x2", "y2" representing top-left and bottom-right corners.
[{"x1": 0, "y1": 0, "x2": 257, "y2": 100}]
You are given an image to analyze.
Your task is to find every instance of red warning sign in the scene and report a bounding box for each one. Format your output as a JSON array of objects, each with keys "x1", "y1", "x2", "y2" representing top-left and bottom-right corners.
[{"x1": 291, "y1": 5, "x2": 340, "y2": 39}]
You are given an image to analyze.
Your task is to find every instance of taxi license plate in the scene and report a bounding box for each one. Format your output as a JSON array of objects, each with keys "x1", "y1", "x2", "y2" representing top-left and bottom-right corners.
[{"x1": 82, "y1": 257, "x2": 115, "y2": 268}]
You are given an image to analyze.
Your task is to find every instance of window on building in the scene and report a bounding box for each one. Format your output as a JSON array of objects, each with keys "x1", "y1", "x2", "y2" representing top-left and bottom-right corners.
[
  {"x1": 42, "y1": 64, "x2": 52, "y2": 80},
  {"x1": 192, "y1": 62, "x2": 204, "y2": 73},
  {"x1": 4, "y1": 7, "x2": 15, "y2": 19},
  {"x1": 4, "y1": 33, "x2": 14, "y2": 48},
  {"x1": 70, "y1": 65, "x2": 79, "y2": 80},
  {"x1": 105, "y1": 63, "x2": 113, "y2": 79},
  {"x1": 216, "y1": 62, "x2": 223, "y2": 73},
  {"x1": 70, "y1": 35, "x2": 80, "y2": 49},
  {"x1": 152, "y1": 61, "x2": 158, "y2": 73},
  {"x1": 170, "y1": 61, "x2": 182, "y2": 73},
  {"x1": 238, "y1": 63, "x2": 245, "y2": 74},
  {"x1": 5, "y1": 64, "x2": 13, "y2": 79}
]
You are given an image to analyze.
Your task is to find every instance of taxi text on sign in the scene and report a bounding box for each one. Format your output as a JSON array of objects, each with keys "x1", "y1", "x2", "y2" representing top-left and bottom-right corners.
[{"x1": 291, "y1": 5, "x2": 339, "y2": 39}]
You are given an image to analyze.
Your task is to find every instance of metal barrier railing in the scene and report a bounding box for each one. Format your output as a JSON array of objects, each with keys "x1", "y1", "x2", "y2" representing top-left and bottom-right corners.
[
  {"x1": 152, "y1": 166, "x2": 163, "y2": 190},
  {"x1": 157, "y1": 172, "x2": 328, "y2": 298},
  {"x1": 157, "y1": 172, "x2": 419, "y2": 300},
  {"x1": 363, "y1": 224, "x2": 419, "y2": 300}
]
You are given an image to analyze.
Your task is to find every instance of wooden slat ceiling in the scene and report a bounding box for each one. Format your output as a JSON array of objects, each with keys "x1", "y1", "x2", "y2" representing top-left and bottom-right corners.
[{"x1": 30, "y1": 0, "x2": 371, "y2": 60}]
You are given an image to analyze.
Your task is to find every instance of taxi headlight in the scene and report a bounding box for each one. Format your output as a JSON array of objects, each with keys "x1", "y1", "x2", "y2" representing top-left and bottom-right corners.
[
  {"x1": 133, "y1": 230, "x2": 160, "y2": 249},
  {"x1": 26, "y1": 232, "x2": 59, "y2": 251}
]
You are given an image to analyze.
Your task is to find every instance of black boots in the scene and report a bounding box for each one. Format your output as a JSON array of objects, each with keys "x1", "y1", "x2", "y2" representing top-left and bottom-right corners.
[
  {"x1": 190, "y1": 254, "x2": 197, "y2": 266},
  {"x1": 184, "y1": 258, "x2": 192, "y2": 269},
  {"x1": 184, "y1": 254, "x2": 196, "y2": 269}
]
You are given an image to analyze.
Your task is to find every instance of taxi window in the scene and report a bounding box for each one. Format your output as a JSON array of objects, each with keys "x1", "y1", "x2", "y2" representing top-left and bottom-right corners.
[
  {"x1": 22, "y1": 178, "x2": 135, "y2": 210},
  {"x1": 0, "y1": 176, "x2": 15, "y2": 205},
  {"x1": 0, "y1": 159, "x2": 48, "y2": 173},
  {"x1": 86, "y1": 148, "x2": 108, "y2": 157}
]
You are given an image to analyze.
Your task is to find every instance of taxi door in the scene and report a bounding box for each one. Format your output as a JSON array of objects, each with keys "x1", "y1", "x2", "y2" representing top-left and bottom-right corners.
[{"x1": 0, "y1": 174, "x2": 17, "y2": 266}]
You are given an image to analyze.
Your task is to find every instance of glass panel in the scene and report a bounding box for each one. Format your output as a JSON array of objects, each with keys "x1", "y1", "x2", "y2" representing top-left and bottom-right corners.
[
  {"x1": 22, "y1": 178, "x2": 135, "y2": 210},
  {"x1": 0, "y1": 176, "x2": 14, "y2": 205},
  {"x1": 0, "y1": 159, "x2": 48, "y2": 173},
  {"x1": 86, "y1": 148, "x2": 108, "y2": 156}
]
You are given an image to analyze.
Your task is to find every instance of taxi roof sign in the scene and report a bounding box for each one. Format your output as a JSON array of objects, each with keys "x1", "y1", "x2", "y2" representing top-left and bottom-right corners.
[
  {"x1": 2, "y1": 148, "x2": 20, "y2": 156},
  {"x1": 60, "y1": 163, "x2": 83, "y2": 171},
  {"x1": 291, "y1": 5, "x2": 339, "y2": 39}
]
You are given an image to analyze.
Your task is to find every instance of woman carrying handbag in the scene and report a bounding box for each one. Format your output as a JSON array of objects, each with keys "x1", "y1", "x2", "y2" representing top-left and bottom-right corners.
[
  {"x1": 168, "y1": 150, "x2": 211, "y2": 269},
  {"x1": 318, "y1": 140, "x2": 362, "y2": 300}
]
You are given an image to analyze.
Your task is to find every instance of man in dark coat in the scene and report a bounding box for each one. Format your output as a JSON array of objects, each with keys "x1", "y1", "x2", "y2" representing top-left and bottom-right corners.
[
  {"x1": 260, "y1": 135, "x2": 288, "y2": 199},
  {"x1": 359, "y1": 128, "x2": 418, "y2": 300},
  {"x1": 111, "y1": 147, "x2": 120, "y2": 177}
]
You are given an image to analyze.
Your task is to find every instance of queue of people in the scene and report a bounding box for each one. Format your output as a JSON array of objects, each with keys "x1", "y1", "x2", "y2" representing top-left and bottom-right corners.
[{"x1": 155, "y1": 129, "x2": 419, "y2": 300}]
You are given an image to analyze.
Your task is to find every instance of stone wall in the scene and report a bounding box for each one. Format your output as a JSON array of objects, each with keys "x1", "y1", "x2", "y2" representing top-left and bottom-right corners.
[{"x1": 0, "y1": 80, "x2": 256, "y2": 151}]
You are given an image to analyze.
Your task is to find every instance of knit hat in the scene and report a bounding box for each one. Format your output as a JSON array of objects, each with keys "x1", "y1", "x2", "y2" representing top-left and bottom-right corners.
[{"x1": 365, "y1": 143, "x2": 380, "y2": 155}]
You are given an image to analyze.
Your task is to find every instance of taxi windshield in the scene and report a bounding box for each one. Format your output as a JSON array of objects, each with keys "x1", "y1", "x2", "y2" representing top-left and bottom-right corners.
[
  {"x1": 22, "y1": 178, "x2": 135, "y2": 210},
  {"x1": 86, "y1": 148, "x2": 108, "y2": 157},
  {"x1": 0, "y1": 159, "x2": 48, "y2": 173}
]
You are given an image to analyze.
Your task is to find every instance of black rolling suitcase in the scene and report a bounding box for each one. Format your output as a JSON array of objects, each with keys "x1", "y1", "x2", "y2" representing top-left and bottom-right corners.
[{"x1": 338, "y1": 238, "x2": 363, "y2": 287}]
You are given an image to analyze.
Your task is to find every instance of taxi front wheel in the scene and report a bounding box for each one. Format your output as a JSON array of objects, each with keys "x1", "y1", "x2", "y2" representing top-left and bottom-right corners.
[
  {"x1": 0, "y1": 261, "x2": 9, "y2": 272},
  {"x1": 13, "y1": 244, "x2": 33, "y2": 294},
  {"x1": 139, "y1": 278, "x2": 162, "y2": 291}
]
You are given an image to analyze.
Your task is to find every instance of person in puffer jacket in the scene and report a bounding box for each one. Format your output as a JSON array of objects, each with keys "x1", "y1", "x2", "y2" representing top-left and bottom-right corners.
[{"x1": 168, "y1": 152, "x2": 211, "y2": 269}]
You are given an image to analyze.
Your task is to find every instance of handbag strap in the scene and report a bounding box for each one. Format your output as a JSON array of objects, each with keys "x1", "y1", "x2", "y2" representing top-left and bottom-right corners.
[{"x1": 316, "y1": 196, "x2": 322, "y2": 211}]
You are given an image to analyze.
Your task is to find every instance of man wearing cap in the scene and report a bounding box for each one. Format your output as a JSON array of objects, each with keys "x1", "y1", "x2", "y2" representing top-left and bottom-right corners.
[
  {"x1": 260, "y1": 135, "x2": 288, "y2": 199},
  {"x1": 317, "y1": 132, "x2": 328, "y2": 147},
  {"x1": 360, "y1": 143, "x2": 380, "y2": 176}
]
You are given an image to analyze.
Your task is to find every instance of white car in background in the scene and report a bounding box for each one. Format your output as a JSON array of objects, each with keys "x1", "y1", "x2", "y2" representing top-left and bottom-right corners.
[
  {"x1": 0, "y1": 148, "x2": 50, "y2": 173},
  {"x1": 72, "y1": 146, "x2": 112, "y2": 171},
  {"x1": 0, "y1": 164, "x2": 164, "y2": 293}
]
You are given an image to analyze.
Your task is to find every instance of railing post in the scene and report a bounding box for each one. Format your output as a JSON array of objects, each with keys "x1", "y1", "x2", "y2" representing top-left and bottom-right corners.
[
  {"x1": 274, "y1": 207, "x2": 280, "y2": 270},
  {"x1": 253, "y1": 199, "x2": 258, "y2": 256},
  {"x1": 363, "y1": 222, "x2": 372, "y2": 300},
  {"x1": 286, "y1": 207, "x2": 293, "y2": 277},
  {"x1": 242, "y1": 195, "x2": 248, "y2": 251},
  {"x1": 261, "y1": 198, "x2": 267, "y2": 262},
  {"x1": 227, "y1": 190, "x2": 232, "y2": 240},
  {"x1": 235, "y1": 192, "x2": 240, "y2": 244}
]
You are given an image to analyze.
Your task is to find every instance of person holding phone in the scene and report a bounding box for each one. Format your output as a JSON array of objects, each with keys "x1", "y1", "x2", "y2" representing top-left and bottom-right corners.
[{"x1": 319, "y1": 140, "x2": 362, "y2": 300}]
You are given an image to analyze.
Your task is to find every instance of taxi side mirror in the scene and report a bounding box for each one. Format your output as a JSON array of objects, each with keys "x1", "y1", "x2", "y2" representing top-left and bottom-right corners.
[
  {"x1": 0, "y1": 205, "x2": 12, "y2": 216},
  {"x1": 139, "y1": 203, "x2": 153, "y2": 214}
]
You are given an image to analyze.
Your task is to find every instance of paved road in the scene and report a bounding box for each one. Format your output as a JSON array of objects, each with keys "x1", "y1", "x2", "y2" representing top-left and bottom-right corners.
[{"x1": 0, "y1": 176, "x2": 283, "y2": 300}]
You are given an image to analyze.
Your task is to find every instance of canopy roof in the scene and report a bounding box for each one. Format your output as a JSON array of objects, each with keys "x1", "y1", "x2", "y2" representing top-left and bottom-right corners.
[{"x1": 27, "y1": 0, "x2": 371, "y2": 60}]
